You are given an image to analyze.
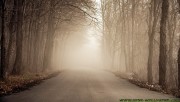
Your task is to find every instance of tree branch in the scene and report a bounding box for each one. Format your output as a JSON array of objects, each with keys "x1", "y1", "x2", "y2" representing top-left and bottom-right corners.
[{"x1": 65, "y1": 4, "x2": 98, "y2": 22}]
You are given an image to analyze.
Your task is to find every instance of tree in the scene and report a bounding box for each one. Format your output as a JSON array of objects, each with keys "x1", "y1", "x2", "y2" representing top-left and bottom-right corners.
[
  {"x1": 6, "y1": 0, "x2": 16, "y2": 76},
  {"x1": 147, "y1": 0, "x2": 161, "y2": 84},
  {"x1": 178, "y1": 34, "x2": 180, "y2": 90},
  {"x1": 159, "y1": 0, "x2": 169, "y2": 90},
  {"x1": 43, "y1": 0, "x2": 56, "y2": 71},
  {"x1": 12, "y1": 0, "x2": 25, "y2": 75},
  {"x1": 177, "y1": 0, "x2": 180, "y2": 90},
  {"x1": 0, "y1": 0, "x2": 5, "y2": 79}
]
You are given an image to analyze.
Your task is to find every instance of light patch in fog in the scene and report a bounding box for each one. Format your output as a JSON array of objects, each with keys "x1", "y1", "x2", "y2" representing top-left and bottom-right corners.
[
  {"x1": 84, "y1": 28, "x2": 100, "y2": 50},
  {"x1": 58, "y1": 27, "x2": 103, "y2": 70}
]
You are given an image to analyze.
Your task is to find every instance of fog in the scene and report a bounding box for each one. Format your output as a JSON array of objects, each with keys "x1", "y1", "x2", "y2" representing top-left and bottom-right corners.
[{"x1": 52, "y1": 26, "x2": 103, "y2": 70}]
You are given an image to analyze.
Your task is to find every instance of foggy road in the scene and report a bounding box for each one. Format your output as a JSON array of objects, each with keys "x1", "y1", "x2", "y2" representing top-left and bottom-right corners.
[{"x1": 0, "y1": 68, "x2": 175, "y2": 102}]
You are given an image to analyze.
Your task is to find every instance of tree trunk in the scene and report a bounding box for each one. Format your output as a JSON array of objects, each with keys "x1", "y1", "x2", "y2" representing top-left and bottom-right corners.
[
  {"x1": 148, "y1": 21, "x2": 159, "y2": 84},
  {"x1": 0, "y1": 0, "x2": 5, "y2": 80},
  {"x1": 177, "y1": 0, "x2": 180, "y2": 91},
  {"x1": 43, "y1": 0, "x2": 56, "y2": 71},
  {"x1": 148, "y1": 37, "x2": 154, "y2": 84},
  {"x1": 147, "y1": 0, "x2": 160, "y2": 84},
  {"x1": 131, "y1": 0, "x2": 135, "y2": 72},
  {"x1": 147, "y1": 0, "x2": 153, "y2": 84},
  {"x1": 7, "y1": 0, "x2": 16, "y2": 74},
  {"x1": 159, "y1": 0, "x2": 169, "y2": 90},
  {"x1": 178, "y1": 44, "x2": 180, "y2": 90},
  {"x1": 12, "y1": 0, "x2": 24, "y2": 75}
]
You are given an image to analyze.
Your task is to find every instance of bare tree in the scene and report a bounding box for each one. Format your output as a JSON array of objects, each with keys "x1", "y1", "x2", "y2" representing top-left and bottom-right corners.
[
  {"x1": 159, "y1": 0, "x2": 169, "y2": 90},
  {"x1": 6, "y1": 0, "x2": 16, "y2": 76},
  {"x1": 0, "y1": 0, "x2": 5, "y2": 79},
  {"x1": 12, "y1": 0, "x2": 25, "y2": 75},
  {"x1": 101, "y1": 0, "x2": 179, "y2": 92},
  {"x1": 147, "y1": 0, "x2": 161, "y2": 84},
  {"x1": 43, "y1": 0, "x2": 56, "y2": 71},
  {"x1": 177, "y1": 0, "x2": 180, "y2": 90}
]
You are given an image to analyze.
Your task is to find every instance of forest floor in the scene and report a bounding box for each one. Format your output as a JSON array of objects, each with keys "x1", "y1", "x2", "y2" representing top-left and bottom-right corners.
[
  {"x1": 113, "y1": 71, "x2": 180, "y2": 98},
  {"x1": 0, "y1": 71, "x2": 61, "y2": 96}
]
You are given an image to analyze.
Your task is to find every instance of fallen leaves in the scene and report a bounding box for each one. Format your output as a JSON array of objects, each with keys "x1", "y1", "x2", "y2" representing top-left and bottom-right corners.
[
  {"x1": 0, "y1": 71, "x2": 60, "y2": 96},
  {"x1": 113, "y1": 71, "x2": 180, "y2": 98}
]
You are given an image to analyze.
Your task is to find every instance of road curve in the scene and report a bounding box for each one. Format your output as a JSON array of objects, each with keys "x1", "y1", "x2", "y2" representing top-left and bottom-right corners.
[{"x1": 0, "y1": 68, "x2": 176, "y2": 102}]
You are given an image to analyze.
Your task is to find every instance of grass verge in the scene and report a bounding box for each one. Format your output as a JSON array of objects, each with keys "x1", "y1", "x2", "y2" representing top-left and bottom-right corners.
[
  {"x1": 113, "y1": 71, "x2": 180, "y2": 98},
  {"x1": 0, "y1": 71, "x2": 60, "y2": 97}
]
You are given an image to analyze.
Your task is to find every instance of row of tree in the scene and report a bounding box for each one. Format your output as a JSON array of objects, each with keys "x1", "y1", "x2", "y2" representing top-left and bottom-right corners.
[
  {"x1": 0, "y1": 0, "x2": 95, "y2": 79},
  {"x1": 101, "y1": 0, "x2": 180, "y2": 91}
]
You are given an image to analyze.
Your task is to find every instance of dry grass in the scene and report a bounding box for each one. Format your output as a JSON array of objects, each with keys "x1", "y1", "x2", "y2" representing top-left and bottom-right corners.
[
  {"x1": 0, "y1": 71, "x2": 60, "y2": 96},
  {"x1": 114, "y1": 71, "x2": 180, "y2": 98}
]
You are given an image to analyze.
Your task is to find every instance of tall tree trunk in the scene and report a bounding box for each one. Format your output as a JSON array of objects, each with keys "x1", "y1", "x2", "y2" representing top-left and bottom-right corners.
[
  {"x1": 0, "y1": 0, "x2": 5, "y2": 80},
  {"x1": 147, "y1": 0, "x2": 154, "y2": 84},
  {"x1": 7, "y1": 0, "x2": 16, "y2": 75},
  {"x1": 43, "y1": 0, "x2": 56, "y2": 71},
  {"x1": 159, "y1": 0, "x2": 169, "y2": 90},
  {"x1": 177, "y1": 0, "x2": 180, "y2": 91},
  {"x1": 121, "y1": 0, "x2": 128, "y2": 71},
  {"x1": 147, "y1": 0, "x2": 160, "y2": 84},
  {"x1": 148, "y1": 20, "x2": 159, "y2": 84},
  {"x1": 33, "y1": 19, "x2": 41, "y2": 72},
  {"x1": 178, "y1": 42, "x2": 180, "y2": 90},
  {"x1": 148, "y1": 37, "x2": 154, "y2": 84},
  {"x1": 12, "y1": 0, "x2": 24, "y2": 75},
  {"x1": 33, "y1": 1, "x2": 43, "y2": 72},
  {"x1": 131, "y1": 0, "x2": 135, "y2": 72}
]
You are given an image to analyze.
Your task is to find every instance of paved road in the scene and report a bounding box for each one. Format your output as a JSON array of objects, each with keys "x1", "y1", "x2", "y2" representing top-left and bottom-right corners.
[{"x1": 0, "y1": 68, "x2": 176, "y2": 102}]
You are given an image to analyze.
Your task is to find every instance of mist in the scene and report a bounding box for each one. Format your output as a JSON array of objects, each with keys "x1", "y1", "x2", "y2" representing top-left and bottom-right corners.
[{"x1": 52, "y1": 26, "x2": 103, "y2": 70}]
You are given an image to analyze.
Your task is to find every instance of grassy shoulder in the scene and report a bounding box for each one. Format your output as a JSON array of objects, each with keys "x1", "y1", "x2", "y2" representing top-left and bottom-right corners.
[
  {"x1": 0, "y1": 71, "x2": 61, "y2": 96},
  {"x1": 113, "y1": 71, "x2": 180, "y2": 98}
]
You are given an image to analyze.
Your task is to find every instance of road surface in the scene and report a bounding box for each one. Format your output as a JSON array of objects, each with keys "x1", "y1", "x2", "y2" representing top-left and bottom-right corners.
[{"x1": 0, "y1": 68, "x2": 176, "y2": 102}]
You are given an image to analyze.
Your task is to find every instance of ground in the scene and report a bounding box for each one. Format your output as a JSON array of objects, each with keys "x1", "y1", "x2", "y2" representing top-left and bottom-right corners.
[{"x1": 0, "y1": 68, "x2": 177, "y2": 102}]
